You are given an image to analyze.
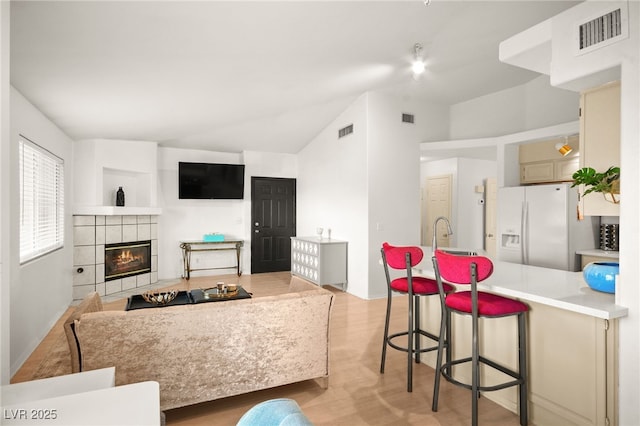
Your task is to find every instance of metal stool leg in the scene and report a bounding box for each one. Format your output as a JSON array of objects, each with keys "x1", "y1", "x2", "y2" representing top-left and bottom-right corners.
[
  {"x1": 432, "y1": 306, "x2": 447, "y2": 411},
  {"x1": 380, "y1": 290, "x2": 392, "y2": 374},
  {"x1": 471, "y1": 310, "x2": 479, "y2": 426},
  {"x1": 414, "y1": 295, "x2": 421, "y2": 364},
  {"x1": 407, "y1": 291, "x2": 414, "y2": 392},
  {"x1": 518, "y1": 312, "x2": 528, "y2": 426}
]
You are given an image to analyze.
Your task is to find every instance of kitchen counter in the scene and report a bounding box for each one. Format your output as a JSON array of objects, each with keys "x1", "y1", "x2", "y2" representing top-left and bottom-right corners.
[
  {"x1": 576, "y1": 248, "x2": 620, "y2": 258},
  {"x1": 414, "y1": 247, "x2": 627, "y2": 320}
]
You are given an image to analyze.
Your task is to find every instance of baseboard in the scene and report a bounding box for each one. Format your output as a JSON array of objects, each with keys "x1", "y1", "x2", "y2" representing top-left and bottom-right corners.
[{"x1": 10, "y1": 304, "x2": 69, "y2": 379}]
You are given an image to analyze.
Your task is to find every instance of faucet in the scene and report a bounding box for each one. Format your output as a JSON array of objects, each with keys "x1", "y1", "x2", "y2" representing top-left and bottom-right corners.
[{"x1": 432, "y1": 216, "x2": 453, "y2": 252}]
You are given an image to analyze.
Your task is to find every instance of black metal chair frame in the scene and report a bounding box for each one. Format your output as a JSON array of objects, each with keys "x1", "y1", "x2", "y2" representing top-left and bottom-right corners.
[
  {"x1": 431, "y1": 256, "x2": 528, "y2": 426},
  {"x1": 380, "y1": 247, "x2": 441, "y2": 392}
]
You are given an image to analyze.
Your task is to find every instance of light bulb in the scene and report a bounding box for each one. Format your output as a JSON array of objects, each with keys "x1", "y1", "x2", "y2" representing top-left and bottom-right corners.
[
  {"x1": 411, "y1": 43, "x2": 425, "y2": 77},
  {"x1": 412, "y1": 60, "x2": 425, "y2": 75}
]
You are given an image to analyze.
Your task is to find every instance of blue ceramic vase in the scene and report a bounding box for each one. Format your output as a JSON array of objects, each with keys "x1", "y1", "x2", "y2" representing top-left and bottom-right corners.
[{"x1": 583, "y1": 261, "x2": 619, "y2": 294}]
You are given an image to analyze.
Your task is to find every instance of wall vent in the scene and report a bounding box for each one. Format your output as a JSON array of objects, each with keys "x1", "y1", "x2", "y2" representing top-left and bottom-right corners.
[
  {"x1": 576, "y1": 6, "x2": 628, "y2": 56},
  {"x1": 338, "y1": 124, "x2": 353, "y2": 138},
  {"x1": 402, "y1": 113, "x2": 415, "y2": 124}
]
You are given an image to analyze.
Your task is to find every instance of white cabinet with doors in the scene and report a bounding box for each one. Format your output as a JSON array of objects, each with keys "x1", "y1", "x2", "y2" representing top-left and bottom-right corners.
[
  {"x1": 520, "y1": 161, "x2": 555, "y2": 183},
  {"x1": 291, "y1": 237, "x2": 348, "y2": 290},
  {"x1": 555, "y1": 156, "x2": 580, "y2": 181}
]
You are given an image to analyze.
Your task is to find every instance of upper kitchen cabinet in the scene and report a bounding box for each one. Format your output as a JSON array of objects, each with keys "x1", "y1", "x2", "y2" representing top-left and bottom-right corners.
[
  {"x1": 579, "y1": 81, "x2": 620, "y2": 216},
  {"x1": 519, "y1": 135, "x2": 579, "y2": 185}
]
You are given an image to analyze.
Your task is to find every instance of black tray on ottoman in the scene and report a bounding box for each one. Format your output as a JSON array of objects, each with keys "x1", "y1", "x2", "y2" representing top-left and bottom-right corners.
[
  {"x1": 191, "y1": 287, "x2": 252, "y2": 304},
  {"x1": 126, "y1": 291, "x2": 193, "y2": 311}
]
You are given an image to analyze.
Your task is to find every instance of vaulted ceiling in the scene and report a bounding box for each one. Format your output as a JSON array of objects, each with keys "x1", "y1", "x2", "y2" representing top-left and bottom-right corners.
[{"x1": 10, "y1": 1, "x2": 579, "y2": 154}]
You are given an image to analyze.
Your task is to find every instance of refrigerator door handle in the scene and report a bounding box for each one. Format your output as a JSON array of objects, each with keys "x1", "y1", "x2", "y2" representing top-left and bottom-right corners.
[{"x1": 521, "y1": 201, "x2": 528, "y2": 265}]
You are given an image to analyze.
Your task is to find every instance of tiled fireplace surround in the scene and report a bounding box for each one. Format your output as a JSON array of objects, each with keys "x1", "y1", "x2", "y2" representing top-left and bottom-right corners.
[{"x1": 72, "y1": 215, "x2": 158, "y2": 300}]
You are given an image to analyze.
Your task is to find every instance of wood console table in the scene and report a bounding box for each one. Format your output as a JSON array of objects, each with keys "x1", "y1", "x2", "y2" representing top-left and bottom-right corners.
[{"x1": 179, "y1": 240, "x2": 244, "y2": 279}]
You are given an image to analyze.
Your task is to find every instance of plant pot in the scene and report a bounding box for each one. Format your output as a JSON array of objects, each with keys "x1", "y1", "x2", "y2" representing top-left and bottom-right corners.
[
  {"x1": 603, "y1": 192, "x2": 620, "y2": 203},
  {"x1": 583, "y1": 261, "x2": 619, "y2": 294}
]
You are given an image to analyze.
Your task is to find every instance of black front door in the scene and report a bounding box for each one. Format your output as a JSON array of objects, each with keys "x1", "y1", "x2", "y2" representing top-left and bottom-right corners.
[{"x1": 251, "y1": 177, "x2": 296, "y2": 273}]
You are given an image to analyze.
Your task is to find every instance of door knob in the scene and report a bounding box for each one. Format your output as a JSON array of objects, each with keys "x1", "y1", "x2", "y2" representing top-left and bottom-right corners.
[{"x1": 255, "y1": 230, "x2": 259, "y2": 233}]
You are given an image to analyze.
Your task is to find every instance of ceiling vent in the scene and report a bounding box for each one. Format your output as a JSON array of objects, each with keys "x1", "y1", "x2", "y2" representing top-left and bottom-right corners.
[
  {"x1": 402, "y1": 113, "x2": 415, "y2": 124},
  {"x1": 338, "y1": 124, "x2": 353, "y2": 139},
  {"x1": 576, "y1": 6, "x2": 628, "y2": 56}
]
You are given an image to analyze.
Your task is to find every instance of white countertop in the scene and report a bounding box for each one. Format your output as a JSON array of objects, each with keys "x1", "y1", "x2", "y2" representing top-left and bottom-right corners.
[
  {"x1": 576, "y1": 248, "x2": 620, "y2": 258},
  {"x1": 414, "y1": 247, "x2": 627, "y2": 320}
]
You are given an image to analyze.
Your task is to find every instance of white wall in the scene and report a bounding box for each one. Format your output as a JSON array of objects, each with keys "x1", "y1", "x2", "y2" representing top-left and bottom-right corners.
[
  {"x1": 157, "y1": 147, "x2": 245, "y2": 279},
  {"x1": 74, "y1": 138, "x2": 158, "y2": 208},
  {"x1": 420, "y1": 157, "x2": 496, "y2": 251},
  {"x1": 9, "y1": 87, "x2": 74, "y2": 376},
  {"x1": 298, "y1": 94, "x2": 370, "y2": 298},
  {"x1": 450, "y1": 75, "x2": 579, "y2": 140},
  {"x1": 548, "y1": 3, "x2": 640, "y2": 424},
  {"x1": 1, "y1": 0, "x2": 11, "y2": 384},
  {"x1": 366, "y1": 92, "x2": 427, "y2": 299},
  {"x1": 298, "y1": 91, "x2": 448, "y2": 300},
  {"x1": 457, "y1": 158, "x2": 496, "y2": 250},
  {"x1": 157, "y1": 147, "x2": 297, "y2": 279}
]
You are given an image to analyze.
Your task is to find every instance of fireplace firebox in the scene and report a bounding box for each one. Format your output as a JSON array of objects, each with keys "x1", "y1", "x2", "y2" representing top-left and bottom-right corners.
[{"x1": 105, "y1": 240, "x2": 152, "y2": 281}]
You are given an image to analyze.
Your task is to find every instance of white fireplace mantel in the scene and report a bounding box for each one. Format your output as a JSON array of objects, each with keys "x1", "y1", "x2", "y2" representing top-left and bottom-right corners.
[{"x1": 73, "y1": 205, "x2": 162, "y2": 216}]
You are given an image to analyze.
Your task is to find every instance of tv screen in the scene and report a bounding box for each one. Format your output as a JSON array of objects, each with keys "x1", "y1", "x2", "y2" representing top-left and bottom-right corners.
[{"x1": 178, "y1": 162, "x2": 245, "y2": 200}]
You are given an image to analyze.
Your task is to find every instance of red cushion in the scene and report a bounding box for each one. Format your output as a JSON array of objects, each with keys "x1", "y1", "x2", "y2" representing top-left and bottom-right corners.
[
  {"x1": 382, "y1": 242, "x2": 423, "y2": 269},
  {"x1": 445, "y1": 291, "x2": 529, "y2": 316},
  {"x1": 434, "y1": 249, "x2": 493, "y2": 283},
  {"x1": 391, "y1": 276, "x2": 454, "y2": 295}
]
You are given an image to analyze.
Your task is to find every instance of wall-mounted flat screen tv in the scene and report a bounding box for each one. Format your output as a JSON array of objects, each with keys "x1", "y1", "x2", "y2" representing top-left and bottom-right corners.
[{"x1": 178, "y1": 162, "x2": 245, "y2": 200}]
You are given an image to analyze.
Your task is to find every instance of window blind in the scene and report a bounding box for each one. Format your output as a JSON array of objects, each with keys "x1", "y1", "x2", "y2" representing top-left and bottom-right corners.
[{"x1": 19, "y1": 137, "x2": 65, "y2": 263}]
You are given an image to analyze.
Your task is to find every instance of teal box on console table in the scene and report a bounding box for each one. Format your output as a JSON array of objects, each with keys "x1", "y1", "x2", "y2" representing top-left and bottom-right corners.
[{"x1": 203, "y1": 233, "x2": 224, "y2": 242}]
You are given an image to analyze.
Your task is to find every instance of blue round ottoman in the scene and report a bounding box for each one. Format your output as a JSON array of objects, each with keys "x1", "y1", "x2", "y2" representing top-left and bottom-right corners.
[{"x1": 236, "y1": 398, "x2": 313, "y2": 426}]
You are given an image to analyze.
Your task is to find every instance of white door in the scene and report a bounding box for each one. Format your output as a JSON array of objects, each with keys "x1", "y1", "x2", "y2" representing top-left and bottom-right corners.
[
  {"x1": 484, "y1": 177, "x2": 497, "y2": 258},
  {"x1": 425, "y1": 175, "x2": 452, "y2": 249}
]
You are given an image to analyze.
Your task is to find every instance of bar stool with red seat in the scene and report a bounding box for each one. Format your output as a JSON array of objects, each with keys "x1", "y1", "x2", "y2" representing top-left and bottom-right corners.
[
  {"x1": 431, "y1": 249, "x2": 529, "y2": 426},
  {"x1": 380, "y1": 243, "x2": 455, "y2": 392}
]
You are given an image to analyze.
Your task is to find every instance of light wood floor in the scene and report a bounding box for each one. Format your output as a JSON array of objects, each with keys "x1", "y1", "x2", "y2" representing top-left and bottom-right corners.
[{"x1": 13, "y1": 272, "x2": 522, "y2": 425}]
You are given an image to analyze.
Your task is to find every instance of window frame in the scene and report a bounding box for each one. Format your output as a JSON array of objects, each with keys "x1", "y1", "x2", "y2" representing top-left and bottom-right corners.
[{"x1": 18, "y1": 135, "x2": 65, "y2": 264}]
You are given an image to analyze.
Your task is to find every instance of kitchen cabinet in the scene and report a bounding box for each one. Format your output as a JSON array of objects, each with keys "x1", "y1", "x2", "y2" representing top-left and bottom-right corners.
[
  {"x1": 519, "y1": 136, "x2": 579, "y2": 184},
  {"x1": 291, "y1": 237, "x2": 348, "y2": 289},
  {"x1": 579, "y1": 81, "x2": 620, "y2": 216},
  {"x1": 555, "y1": 156, "x2": 580, "y2": 181},
  {"x1": 419, "y1": 301, "x2": 618, "y2": 426},
  {"x1": 415, "y1": 258, "x2": 624, "y2": 426},
  {"x1": 520, "y1": 161, "x2": 554, "y2": 183}
]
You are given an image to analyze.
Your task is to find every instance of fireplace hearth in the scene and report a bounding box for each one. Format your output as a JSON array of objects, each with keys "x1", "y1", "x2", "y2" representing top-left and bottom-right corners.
[{"x1": 105, "y1": 240, "x2": 152, "y2": 281}]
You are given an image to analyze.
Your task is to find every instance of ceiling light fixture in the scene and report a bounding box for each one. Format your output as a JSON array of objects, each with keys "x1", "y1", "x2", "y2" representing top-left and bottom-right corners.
[
  {"x1": 555, "y1": 136, "x2": 573, "y2": 156},
  {"x1": 412, "y1": 43, "x2": 426, "y2": 77}
]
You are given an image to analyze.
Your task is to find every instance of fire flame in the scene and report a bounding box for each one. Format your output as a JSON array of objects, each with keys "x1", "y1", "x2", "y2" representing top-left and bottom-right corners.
[{"x1": 115, "y1": 249, "x2": 144, "y2": 265}]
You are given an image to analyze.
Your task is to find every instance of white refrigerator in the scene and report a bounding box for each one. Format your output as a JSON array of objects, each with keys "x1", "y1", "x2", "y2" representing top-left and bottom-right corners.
[{"x1": 497, "y1": 183, "x2": 598, "y2": 271}]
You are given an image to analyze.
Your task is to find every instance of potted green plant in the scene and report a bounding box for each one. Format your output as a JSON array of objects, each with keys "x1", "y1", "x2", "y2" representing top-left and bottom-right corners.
[{"x1": 571, "y1": 166, "x2": 620, "y2": 204}]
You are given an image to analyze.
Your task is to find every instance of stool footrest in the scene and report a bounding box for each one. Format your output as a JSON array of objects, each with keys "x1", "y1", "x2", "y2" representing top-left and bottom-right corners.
[
  {"x1": 387, "y1": 329, "x2": 440, "y2": 354},
  {"x1": 441, "y1": 356, "x2": 525, "y2": 393}
]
